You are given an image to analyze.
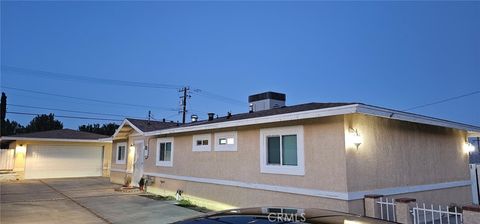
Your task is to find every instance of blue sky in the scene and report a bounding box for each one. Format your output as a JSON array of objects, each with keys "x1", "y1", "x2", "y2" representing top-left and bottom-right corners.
[{"x1": 1, "y1": 1, "x2": 479, "y2": 128}]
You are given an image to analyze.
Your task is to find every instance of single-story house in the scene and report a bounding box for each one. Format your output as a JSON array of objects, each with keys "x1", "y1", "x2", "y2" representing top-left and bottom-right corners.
[
  {"x1": 0, "y1": 129, "x2": 112, "y2": 179},
  {"x1": 110, "y1": 92, "x2": 480, "y2": 214}
]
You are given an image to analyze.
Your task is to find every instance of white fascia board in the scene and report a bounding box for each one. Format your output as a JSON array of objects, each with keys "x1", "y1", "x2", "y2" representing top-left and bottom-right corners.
[
  {"x1": 143, "y1": 103, "x2": 480, "y2": 136},
  {"x1": 0, "y1": 137, "x2": 109, "y2": 143},
  {"x1": 356, "y1": 104, "x2": 480, "y2": 133},
  {"x1": 468, "y1": 132, "x2": 480, "y2": 138},
  {"x1": 98, "y1": 137, "x2": 113, "y2": 143},
  {"x1": 144, "y1": 104, "x2": 359, "y2": 136},
  {"x1": 111, "y1": 119, "x2": 144, "y2": 139}
]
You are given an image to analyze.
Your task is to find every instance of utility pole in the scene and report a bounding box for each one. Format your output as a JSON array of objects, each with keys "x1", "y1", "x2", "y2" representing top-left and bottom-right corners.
[
  {"x1": 147, "y1": 110, "x2": 152, "y2": 124},
  {"x1": 477, "y1": 137, "x2": 480, "y2": 151},
  {"x1": 179, "y1": 87, "x2": 190, "y2": 124}
]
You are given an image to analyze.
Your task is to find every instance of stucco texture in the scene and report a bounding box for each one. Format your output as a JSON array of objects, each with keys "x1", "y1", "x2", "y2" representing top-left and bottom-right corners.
[{"x1": 143, "y1": 116, "x2": 348, "y2": 192}]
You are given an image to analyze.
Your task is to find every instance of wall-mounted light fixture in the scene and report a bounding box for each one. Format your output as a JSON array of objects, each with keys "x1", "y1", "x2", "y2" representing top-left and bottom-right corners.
[
  {"x1": 144, "y1": 145, "x2": 149, "y2": 159},
  {"x1": 349, "y1": 128, "x2": 363, "y2": 150},
  {"x1": 465, "y1": 142, "x2": 475, "y2": 153},
  {"x1": 16, "y1": 144, "x2": 26, "y2": 154}
]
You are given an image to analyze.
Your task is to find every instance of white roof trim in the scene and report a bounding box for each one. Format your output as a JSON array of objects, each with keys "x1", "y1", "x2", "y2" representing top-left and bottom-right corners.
[
  {"x1": 356, "y1": 104, "x2": 480, "y2": 133},
  {"x1": 0, "y1": 136, "x2": 112, "y2": 143},
  {"x1": 111, "y1": 119, "x2": 144, "y2": 139},
  {"x1": 143, "y1": 104, "x2": 480, "y2": 136},
  {"x1": 145, "y1": 105, "x2": 358, "y2": 136}
]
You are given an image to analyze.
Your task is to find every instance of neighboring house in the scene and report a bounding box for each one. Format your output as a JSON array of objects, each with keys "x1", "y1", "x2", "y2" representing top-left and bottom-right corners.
[
  {"x1": 110, "y1": 92, "x2": 480, "y2": 214},
  {"x1": 0, "y1": 129, "x2": 112, "y2": 179}
]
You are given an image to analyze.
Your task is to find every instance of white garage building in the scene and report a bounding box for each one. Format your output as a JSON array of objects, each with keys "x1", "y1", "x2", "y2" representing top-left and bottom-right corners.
[{"x1": 0, "y1": 129, "x2": 112, "y2": 179}]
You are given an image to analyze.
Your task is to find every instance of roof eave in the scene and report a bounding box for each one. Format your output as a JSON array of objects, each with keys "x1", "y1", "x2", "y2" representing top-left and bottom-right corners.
[
  {"x1": 0, "y1": 136, "x2": 111, "y2": 143},
  {"x1": 356, "y1": 104, "x2": 480, "y2": 133},
  {"x1": 144, "y1": 104, "x2": 360, "y2": 136},
  {"x1": 143, "y1": 104, "x2": 480, "y2": 136},
  {"x1": 111, "y1": 119, "x2": 144, "y2": 139}
]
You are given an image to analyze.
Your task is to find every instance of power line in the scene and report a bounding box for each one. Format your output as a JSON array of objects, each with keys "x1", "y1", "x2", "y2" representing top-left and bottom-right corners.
[
  {"x1": 7, "y1": 111, "x2": 123, "y2": 122},
  {"x1": 3, "y1": 65, "x2": 183, "y2": 90},
  {"x1": 3, "y1": 65, "x2": 247, "y2": 107},
  {"x1": 191, "y1": 88, "x2": 246, "y2": 106},
  {"x1": 8, "y1": 104, "x2": 142, "y2": 119},
  {"x1": 2, "y1": 86, "x2": 178, "y2": 111},
  {"x1": 5, "y1": 93, "x2": 201, "y2": 123},
  {"x1": 403, "y1": 90, "x2": 480, "y2": 111}
]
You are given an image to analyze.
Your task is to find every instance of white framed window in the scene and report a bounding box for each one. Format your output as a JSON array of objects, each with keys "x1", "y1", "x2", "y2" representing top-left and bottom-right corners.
[
  {"x1": 115, "y1": 142, "x2": 127, "y2": 164},
  {"x1": 214, "y1": 131, "x2": 237, "y2": 151},
  {"x1": 192, "y1": 134, "x2": 211, "y2": 152},
  {"x1": 156, "y1": 137, "x2": 174, "y2": 167},
  {"x1": 259, "y1": 126, "x2": 304, "y2": 176}
]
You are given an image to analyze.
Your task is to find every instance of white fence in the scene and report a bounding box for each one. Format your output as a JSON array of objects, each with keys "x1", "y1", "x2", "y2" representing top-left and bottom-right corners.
[
  {"x1": 413, "y1": 203, "x2": 462, "y2": 224},
  {"x1": 377, "y1": 197, "x2": 397, "y2": 222},
  {"x1": 0, "y1": 149, "x2": 15, "y2": 170}
]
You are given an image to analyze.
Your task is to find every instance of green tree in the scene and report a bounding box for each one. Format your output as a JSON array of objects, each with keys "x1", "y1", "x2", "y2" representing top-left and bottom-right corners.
[
  {"x1": 25, "y1": 113, "x2": 63, "y2": 133},
  {"x1": 2, "y1": 119, "x2": 25, "y2": 136},
  {"x1": 78, "y1": 123, "x2": 119, "y2": 136}
]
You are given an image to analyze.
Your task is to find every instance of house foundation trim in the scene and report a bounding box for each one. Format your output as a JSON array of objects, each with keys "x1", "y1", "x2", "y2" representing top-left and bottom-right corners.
[
  {"x1": 110, "y1": 168, "x2": 131, "y2": 173},
  {"x1": 143, "y1": 172, "x2": 470, "y2": 201}
]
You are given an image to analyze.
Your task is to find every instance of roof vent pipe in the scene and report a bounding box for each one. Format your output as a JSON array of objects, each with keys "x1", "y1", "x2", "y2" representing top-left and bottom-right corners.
[
  {"x1": 208, "y1": 113, "x2": 215, "y2": 121},
  {"x1": 191, "y1": 114, "x2": 198, "y2": 122}
]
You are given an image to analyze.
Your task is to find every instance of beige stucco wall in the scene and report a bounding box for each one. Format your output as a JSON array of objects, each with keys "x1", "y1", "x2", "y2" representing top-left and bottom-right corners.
[
  {"x1": 113, "y1": 113, "x2": 471, "y2": 214},
  {"x1": 344, "y1": 114, "x2": 470, "y2": 191},
  {"x1": 10, "y1": 140, "x2": 112, "y2": 179},
  {"x1": 144, "y1": 116, "x2": 348, "y2": 192},
  {"x1": 147, "y1": 176, "x2": 350, "y2": 212}
]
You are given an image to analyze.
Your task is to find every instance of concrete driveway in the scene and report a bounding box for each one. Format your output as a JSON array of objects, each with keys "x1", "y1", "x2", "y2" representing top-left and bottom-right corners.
[{"x1": 0, "y1": 177, "x2": 201, "y2": 224}]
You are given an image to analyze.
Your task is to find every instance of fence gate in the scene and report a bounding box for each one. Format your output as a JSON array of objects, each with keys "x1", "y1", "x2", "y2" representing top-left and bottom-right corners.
[
  {"x1": 377, "y1": 197, "x2": 397, "y2": 222},
  {"x1": 412, "y1": 203, "x2": 463, "y2": 224},
  {"x1": 0, "y1": 149, "x2": 15, "y2": 170}
]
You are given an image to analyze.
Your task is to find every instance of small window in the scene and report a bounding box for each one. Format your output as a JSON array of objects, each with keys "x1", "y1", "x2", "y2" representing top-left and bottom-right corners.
[
  {"x1": 159, "y1": 142, "x2": 172, "y2": 162},
  {"x1": 192, "y1": 134, "x2": 211, "y2": 151},
  {"x1": 157, "y1": 138, "x2": 174, "y2": 167},
  {"x1": 116, "y1": 142, "x2": 127, "y2": 164},
  {"x1": 260, "y1": 126, "x2": 304, "y2": 176},
  {"x1": 214, "y1": 131, "x2": 237, "y2": 151},
  {"x1": 219, "y1": 137, "x2": 235, "y2": 145}
]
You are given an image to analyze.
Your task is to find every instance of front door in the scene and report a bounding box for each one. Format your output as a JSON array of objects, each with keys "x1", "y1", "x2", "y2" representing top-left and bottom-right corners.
[{"x1": 132, "y1": 140, "x2": 144, "y2": 187}]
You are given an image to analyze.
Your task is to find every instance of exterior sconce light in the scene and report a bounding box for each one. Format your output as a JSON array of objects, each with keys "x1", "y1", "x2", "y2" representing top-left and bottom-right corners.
[
  {"x1": 349, "y1": 128, "x2": 363, "y2": 150},
  {"x1": 144, "y1": 145, "x2": 149, "y2": 159},
  {"x1": 16, "y1": 144, "x2": 27, "y2": 153},
  {"x1": 465, "y1": 142, "x2": 475, "y2": 153}
]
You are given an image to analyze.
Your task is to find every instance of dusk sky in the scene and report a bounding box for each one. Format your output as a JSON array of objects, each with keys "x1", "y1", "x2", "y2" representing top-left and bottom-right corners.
[{"x1": 1, "y1": 1, "x2": 479, "y2": 129}]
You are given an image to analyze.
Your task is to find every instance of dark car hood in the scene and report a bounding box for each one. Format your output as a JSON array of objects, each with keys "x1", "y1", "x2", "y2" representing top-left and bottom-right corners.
[{"x1": 174, "y1": 207, "x2": 395, "y2": 224}]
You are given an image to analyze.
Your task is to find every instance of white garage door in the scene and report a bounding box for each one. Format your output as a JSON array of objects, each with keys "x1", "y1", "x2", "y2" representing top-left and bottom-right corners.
[{"x1": 25, "y1": 145, "x2": 103, "y2": 179}]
